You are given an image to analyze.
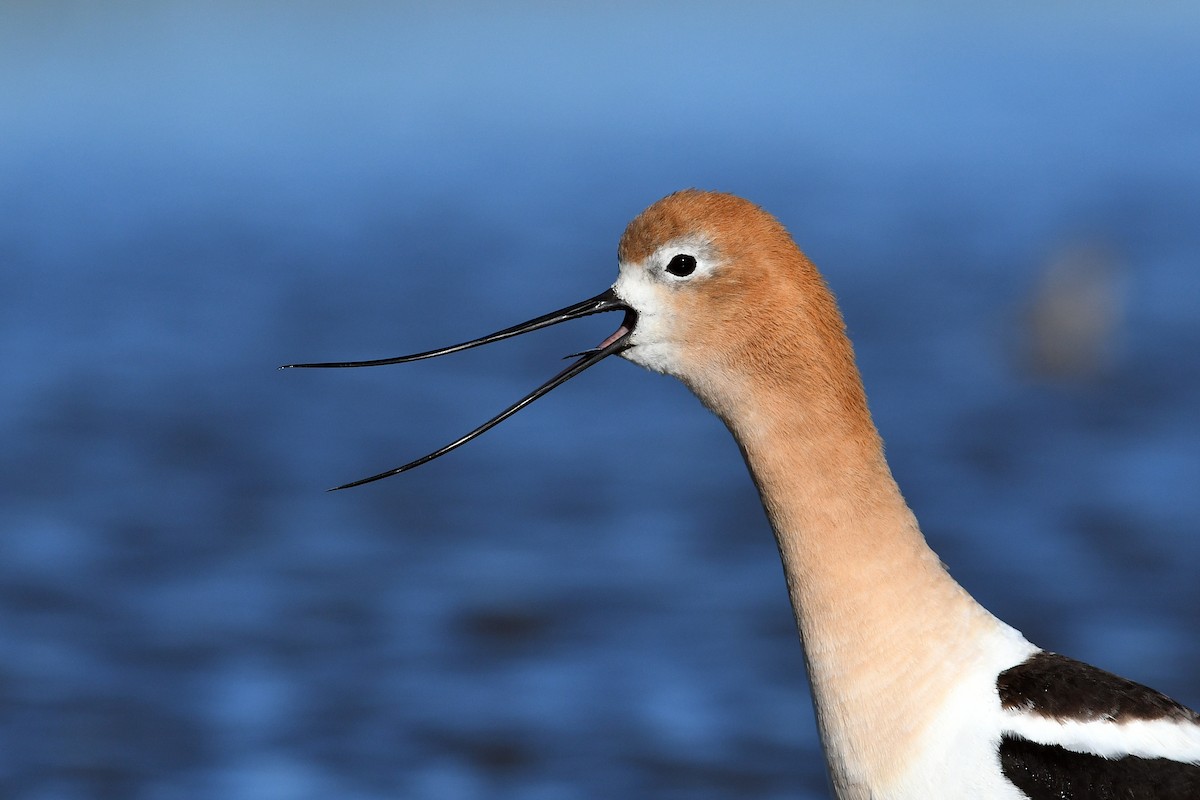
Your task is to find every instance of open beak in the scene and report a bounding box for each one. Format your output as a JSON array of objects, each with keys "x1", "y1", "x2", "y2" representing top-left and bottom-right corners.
[{"x1": 281, "y1": 288, "x2": 635, "y2": 490}]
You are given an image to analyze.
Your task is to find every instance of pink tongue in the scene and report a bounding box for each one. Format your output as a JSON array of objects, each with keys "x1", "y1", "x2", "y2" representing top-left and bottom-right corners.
[{"x1": 596, "y1": 324, "x2": 631, "y2": 350}]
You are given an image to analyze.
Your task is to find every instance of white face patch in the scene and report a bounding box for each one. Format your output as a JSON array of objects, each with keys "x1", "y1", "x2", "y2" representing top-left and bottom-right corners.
[
  {"x1": 611, "y1": 266, "x2": 674, "y2": 374},
  {"x1": 610, "y1": 236, "x2": 722, "y2": 376}
]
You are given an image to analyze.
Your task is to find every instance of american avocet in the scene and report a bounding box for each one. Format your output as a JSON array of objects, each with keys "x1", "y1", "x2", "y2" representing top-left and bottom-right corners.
[{"x1": 285, "y1": 190, "x2": 1200, "y2": 798}]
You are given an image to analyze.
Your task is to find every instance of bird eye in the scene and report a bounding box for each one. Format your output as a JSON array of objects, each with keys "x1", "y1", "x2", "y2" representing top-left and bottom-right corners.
[{"x1": 666, "y1": 254, "x2": 697, "y2": 277}]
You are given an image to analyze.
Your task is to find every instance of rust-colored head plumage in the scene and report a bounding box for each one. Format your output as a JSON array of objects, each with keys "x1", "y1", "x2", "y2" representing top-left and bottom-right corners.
[
  {"x1": 612, "y1": 190, "x2": 874, "y2": 449},
  {"x1": 618, "y1": 190, "x2": 788, "y2": 265}
]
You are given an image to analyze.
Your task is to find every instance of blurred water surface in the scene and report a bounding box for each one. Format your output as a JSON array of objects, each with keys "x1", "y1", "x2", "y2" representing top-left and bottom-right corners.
[{"x1": 2, "y1": 3, "x2": 1199, "y2": 798}]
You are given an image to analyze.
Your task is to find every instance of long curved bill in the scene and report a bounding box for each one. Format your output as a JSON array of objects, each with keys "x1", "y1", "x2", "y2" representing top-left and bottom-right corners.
[{"x1": 282, "y1": 288, "x2": 634, "y2": 490}]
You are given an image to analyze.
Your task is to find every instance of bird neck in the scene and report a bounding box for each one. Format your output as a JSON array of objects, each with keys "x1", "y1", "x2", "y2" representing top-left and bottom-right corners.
[{"x1": 714, "y1": 355, "x2": 1007, "y2": 794}]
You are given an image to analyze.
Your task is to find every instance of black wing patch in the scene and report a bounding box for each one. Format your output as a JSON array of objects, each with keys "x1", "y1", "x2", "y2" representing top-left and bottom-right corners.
[
  {"x1": 998, "y1": 651, "x2": 1200, "y2": 724},
  {"x1": 999, "y1": 734, "x2": 1200, "y2": 799}
]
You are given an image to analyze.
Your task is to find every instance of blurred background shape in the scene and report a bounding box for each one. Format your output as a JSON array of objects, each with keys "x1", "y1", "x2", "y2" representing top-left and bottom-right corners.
[
  {"x1": 1020, "y1": 242, "x2": 1124, "y2": 380},
  {"x1": 1, "y1": 3, "x2": 1198, "y2": 798}
]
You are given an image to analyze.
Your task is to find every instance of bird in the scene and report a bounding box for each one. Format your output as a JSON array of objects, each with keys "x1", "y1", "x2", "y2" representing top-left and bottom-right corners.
[{"x1": 284, "y1": 190, "x2": 1200, "y2": 798}]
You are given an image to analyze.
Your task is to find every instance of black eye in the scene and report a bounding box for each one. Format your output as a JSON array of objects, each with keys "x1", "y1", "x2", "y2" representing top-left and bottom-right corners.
[{"x1": 666, "y1": 254, "x2": 697, "y2": 277}]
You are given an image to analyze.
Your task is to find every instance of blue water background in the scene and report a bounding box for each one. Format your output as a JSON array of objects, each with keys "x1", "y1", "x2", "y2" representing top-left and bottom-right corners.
[{"x1": 2, "y1": 3, "x2": 1199, "y2": 798}]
